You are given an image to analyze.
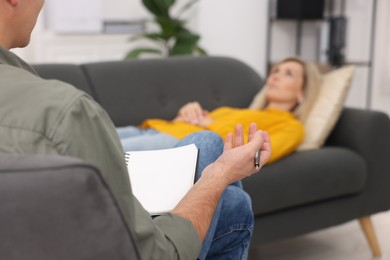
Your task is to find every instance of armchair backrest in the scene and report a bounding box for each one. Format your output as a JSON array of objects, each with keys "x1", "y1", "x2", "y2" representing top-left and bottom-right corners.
[{"x1": 0, "y1": 154, "x2": 141, "y2": 260}]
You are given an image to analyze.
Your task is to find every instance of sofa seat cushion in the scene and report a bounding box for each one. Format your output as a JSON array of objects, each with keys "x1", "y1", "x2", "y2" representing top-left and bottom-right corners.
[{"x1": 243, "y1": 147, "x2": 366, "y2": 216}]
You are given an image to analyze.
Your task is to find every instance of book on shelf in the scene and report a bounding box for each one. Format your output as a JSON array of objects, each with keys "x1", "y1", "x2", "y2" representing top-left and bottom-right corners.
[{"x1": 125, "y1": 144, "x2": 198, "y2": 215}]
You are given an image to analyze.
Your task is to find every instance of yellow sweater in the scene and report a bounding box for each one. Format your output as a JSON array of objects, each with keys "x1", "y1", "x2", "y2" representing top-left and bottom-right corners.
[{"x1": 141, "y1": 107, "x2": 304, "y2": 164}]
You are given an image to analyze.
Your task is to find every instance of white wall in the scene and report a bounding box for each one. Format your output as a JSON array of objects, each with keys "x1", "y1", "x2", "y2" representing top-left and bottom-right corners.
[
  {"x1": 371, "y1": 0, "x2": 390, "y2": 115},
  {"x1": 197, "y1": 0, "x2": 268, "y2": 77},
  {"x1": 103, "y1": 0, "x2": 149, "y2": 21},
  {"x1": 343, "y1": 0, "x2": 373, "y2": 109}
]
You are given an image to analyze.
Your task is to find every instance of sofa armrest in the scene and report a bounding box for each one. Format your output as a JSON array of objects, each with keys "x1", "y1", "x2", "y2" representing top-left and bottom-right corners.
[{"x1": 325, "y1": 107, "x2": 390, "y2": 213}]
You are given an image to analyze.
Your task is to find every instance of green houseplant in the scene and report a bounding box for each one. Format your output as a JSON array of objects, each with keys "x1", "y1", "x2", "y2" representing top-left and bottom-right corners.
[{"x1": 125, "y1": 0, "x2": 206, "y2": 58}]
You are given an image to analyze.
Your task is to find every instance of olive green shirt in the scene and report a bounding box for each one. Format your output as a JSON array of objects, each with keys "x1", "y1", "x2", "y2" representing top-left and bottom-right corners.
[{"x1": 0, "y1": 46, "x2": 201, "y2": 260}]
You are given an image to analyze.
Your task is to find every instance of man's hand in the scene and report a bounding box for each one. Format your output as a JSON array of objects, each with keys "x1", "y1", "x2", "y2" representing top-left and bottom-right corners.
[
  {"x1": 203, "y1": 123, "x2": 271, "y2": 186},
  {"x1": 172, "y1": 123, "x2": 270, "y2": 241}
]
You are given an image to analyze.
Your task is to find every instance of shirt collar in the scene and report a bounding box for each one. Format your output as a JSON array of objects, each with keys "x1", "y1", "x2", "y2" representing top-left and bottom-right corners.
[{"x1": 0, "y1": 45, "x2": 38, "y2": 75}]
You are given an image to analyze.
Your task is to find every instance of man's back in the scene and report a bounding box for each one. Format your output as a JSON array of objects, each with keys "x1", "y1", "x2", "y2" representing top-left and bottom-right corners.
[
  {"x1": 0, "y1": 58, "x2": 136, "y2": 227},
  {"x1": 0, "y1": 63, "x2": 82, "y2": 155}
]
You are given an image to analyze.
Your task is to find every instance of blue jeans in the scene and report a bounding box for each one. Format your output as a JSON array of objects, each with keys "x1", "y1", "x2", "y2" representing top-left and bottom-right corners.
[
  {"x1": 116, "y1": 126, "x2": 179, "y2": 151},
  {"x1": 176, "y1": 131, "x2": 253, "y2": 260}
]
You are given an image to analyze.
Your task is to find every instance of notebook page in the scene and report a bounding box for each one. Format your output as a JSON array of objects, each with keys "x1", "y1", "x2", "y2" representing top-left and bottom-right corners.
[{"x1": 126, "y1": 144, "x2": 198, "y2": 215}]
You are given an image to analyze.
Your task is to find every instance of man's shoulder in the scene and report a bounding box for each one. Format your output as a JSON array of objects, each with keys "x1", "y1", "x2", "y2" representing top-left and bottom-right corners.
[
  {"x1": 0, "y1": 63, "x2": 87, "y2": 105},
  {"x1": 0, "y1": 64, "x2": 92, "y2": 133}
]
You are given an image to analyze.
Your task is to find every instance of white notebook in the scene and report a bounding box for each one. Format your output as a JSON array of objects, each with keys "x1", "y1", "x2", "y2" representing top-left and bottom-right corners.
[{"x1": 125, "y1": 144, "x2": 198, "y2": 215}]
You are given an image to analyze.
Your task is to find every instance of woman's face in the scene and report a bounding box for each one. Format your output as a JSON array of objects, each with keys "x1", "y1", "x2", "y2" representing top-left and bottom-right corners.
[{"x1": 265, "y1": 61, "x2": 305, "y2": 105}]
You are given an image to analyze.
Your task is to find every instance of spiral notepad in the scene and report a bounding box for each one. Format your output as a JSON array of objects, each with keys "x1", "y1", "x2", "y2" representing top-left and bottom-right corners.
[{"x1": 125, "y1": 144, "x2": 198, "y2": 215}]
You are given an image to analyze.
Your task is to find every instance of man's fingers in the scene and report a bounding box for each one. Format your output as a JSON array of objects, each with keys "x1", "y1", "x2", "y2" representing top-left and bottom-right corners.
[
  {"x1": 249, "y1": 130, "x2": 264, "y2": 148},
  {"x1": 248, "y1": 122, "x2": 258, "y2": 142},
  {"x1": 259, "y1": 131, "x2": 272, "y2": 167},
  {"x1": 224, "y1": 133, "x2": 233, "y2": 151},
  {"x1": 234, "y1": 125, "x2": 244, "y2": 147}
]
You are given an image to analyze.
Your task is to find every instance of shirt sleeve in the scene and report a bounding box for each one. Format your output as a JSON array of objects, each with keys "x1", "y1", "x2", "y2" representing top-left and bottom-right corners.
[{"x1": 49, "y1": 92, "x2": 201, "y2": 260}]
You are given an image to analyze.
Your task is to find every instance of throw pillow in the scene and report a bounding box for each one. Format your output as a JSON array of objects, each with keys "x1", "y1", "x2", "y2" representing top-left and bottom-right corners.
[{"x1": 298, "y1": 65, "x2": 356, "y2": 150}]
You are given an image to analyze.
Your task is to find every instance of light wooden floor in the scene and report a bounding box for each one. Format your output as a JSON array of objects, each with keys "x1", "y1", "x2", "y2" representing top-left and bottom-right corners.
[{"x1": 249, "y1": 211, "x2": 390, "y2": 260}]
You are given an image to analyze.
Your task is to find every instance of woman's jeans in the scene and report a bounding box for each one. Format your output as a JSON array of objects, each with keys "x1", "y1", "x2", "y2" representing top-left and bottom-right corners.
[
  {"x1": 116, "y1": 126, "x2": 179, "y2": 151},
  {"x1": 176, "y1": 131, "x2": 254, "y2": 260}
]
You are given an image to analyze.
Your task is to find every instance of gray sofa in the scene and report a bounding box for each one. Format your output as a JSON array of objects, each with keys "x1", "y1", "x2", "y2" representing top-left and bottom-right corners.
[{"x1": 31, "y1": 56, "x2": 390, "y2": 256}]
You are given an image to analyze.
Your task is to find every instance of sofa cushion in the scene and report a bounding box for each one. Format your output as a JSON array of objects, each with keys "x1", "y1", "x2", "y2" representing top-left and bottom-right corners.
[
  {"x1": 299, "y1": 65, "x2": 355, "y2": 150},
  {"x1": 81, "y1": 57, "x2": 262, "y2": 126},
  {"x1": 243, "y1": 147, "x2": 366, "y2": 216}
]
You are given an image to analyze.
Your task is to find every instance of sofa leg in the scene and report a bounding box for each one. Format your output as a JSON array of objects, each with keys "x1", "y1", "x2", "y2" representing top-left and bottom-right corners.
[{"x1": 358, "y1": 216, "x2": 381, "y2": 257}]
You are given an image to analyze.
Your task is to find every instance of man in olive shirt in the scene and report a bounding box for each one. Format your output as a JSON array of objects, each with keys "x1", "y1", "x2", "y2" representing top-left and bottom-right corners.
[{"x1": 0, "y1": 0, "x2": 271, "y2": 259}]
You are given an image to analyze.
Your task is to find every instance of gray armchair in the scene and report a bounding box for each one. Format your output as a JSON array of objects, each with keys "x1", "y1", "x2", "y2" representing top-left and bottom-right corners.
[{"x1": 0, "y1": 154, "x2": 141, "y2": 260}]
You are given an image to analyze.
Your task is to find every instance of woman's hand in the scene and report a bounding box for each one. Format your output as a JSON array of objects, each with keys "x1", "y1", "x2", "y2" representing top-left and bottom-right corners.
[
  {"x1": 203, "y1": 123, "x2": 272, "y2": 186},
  {"x1": 196, "y1": 116, "x2": 214, "y2": 128},
  {"x1": 173, "y1": 102, "x2": 209, "y2": 125}
]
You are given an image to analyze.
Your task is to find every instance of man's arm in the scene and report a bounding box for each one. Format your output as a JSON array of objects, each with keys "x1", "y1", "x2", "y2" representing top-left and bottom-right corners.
[
  {"x1": 50, "y1": 93, "x2": 202, "y2": 259},
  {"x1": 172, "y1": 123, "x2": 271, "y2": 240}
]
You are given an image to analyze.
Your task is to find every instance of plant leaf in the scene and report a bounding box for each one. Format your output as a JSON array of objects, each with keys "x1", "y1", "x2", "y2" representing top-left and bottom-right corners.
[
  {"x1": 156, "y1": 17, "x2": 184, "y2": 38},
  {"x1": 170, "y1": 45, "x2": 193, "y2": 56},
  {"x1": 142, "y1": 0, "x2": 163, "y2": 16},
  {"x1": 176, "y1": 30, "x2": 200, "y2": 45},
  {"x1": 125, "y1": 48, "x2": 163, "y2": 59},
  {"x1": 176, "y1": 0, "x2": 199, "y2": 18},
  {"x1": 194, "y1": 46, "x2": 207, "y2": 56},
  {"x1": 171, "y1": 31, "x2": 200, "y2": 55},
  {"x1": 142, "y1": 0, "x2": 175, "y2": 17},
  {"x1": 144, "y1": 33, "x2": 168, "y2": 41},
  {"x1": 158, "y1": 0, "x2": 176, "y2": 13},
  {"x1": 126, "y1": 0, "x2": 206, "y2": 58},
  {"x1": 171, "y1": 41, "x2": 199, "y2": 54}
]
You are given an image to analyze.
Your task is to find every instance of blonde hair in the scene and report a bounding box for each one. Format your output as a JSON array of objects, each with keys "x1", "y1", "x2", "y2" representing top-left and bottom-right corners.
[{"x1": 249, "y1": 57, "x2": 323, "y2": 123}]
